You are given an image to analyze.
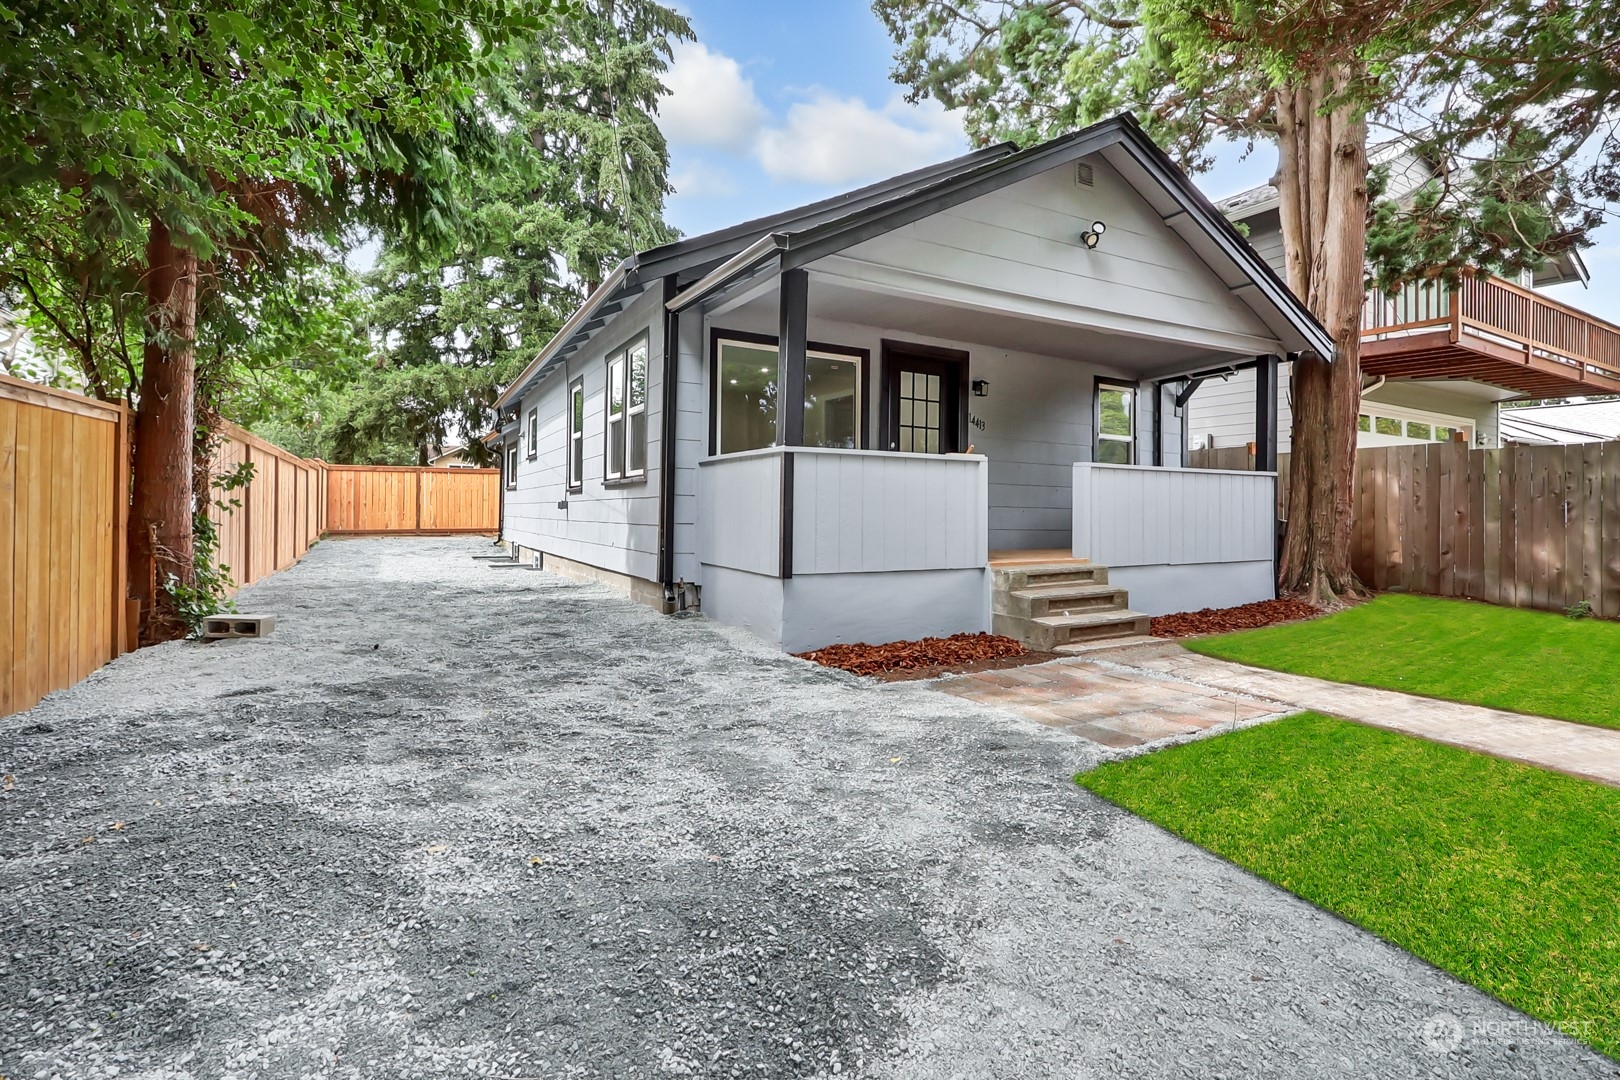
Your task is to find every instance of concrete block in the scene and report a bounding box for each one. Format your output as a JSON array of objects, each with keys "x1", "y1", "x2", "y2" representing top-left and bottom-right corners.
[{"x1": 202, "y1": 614, "x2": 277, "y2": 640}]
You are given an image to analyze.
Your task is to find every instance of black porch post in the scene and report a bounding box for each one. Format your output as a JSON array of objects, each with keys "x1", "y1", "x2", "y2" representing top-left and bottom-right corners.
[
  {"x1": 1254, "y1": 353, "x2": 1280, "y2": 473},
  {"x1": 777, "y1": 268, "x2": 808, "y2": 446}
]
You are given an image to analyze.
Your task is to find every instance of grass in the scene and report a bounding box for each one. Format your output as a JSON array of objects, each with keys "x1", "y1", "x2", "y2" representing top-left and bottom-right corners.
[
  {"x1": 1186, "y1": 593, "x2": 1620, "y2": 730},
  {"x1": 1078, "y1": 714, "x2": 1620, "y2": 1060}
]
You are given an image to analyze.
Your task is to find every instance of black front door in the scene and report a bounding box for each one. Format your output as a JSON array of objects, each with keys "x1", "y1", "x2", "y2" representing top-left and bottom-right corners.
[{"x1": 882, "y1": 343, "x2": 967, "y2": 454}]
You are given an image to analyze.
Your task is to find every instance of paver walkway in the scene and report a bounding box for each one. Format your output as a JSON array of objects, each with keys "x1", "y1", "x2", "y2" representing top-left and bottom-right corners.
[{"x1": 945, "y1": 639, "x2": 1620, "y2": 787}]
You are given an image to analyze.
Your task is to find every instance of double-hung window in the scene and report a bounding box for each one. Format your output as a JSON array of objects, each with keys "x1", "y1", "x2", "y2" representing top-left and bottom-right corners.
[
  {"x1": 505, "y1": 442, "x2": 519, "y2": 489},
  {"x1": 713, "y1": 335, "x2": 863, "y2": 454},
  {"x1": 1095, "y1": 380, "x2": 1135, "y2": 464},
  {"x1": 526, "y1": 407, "x2": 538, "y2": 460},
  {"x1": 604, "y1": 332, "x2": 648, "y2": 482},
  {"x1": 567, "y1": 376, "x2": 584, "y2": 492}
]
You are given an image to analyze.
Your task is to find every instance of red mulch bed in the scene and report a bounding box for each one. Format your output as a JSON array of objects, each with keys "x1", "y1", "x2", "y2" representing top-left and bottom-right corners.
[
  {"x1": 1150, "y1": 598, "x2": 1321, "y2": 638},
  {"x1": 797, "y1": 632, "x2": 1027, "y2": 677}
]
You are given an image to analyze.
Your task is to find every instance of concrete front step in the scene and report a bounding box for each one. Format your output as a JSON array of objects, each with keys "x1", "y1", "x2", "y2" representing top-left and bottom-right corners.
[
  {"x1": 993, "y1": 608, "x2": 1153, "y2": 650},
  {"x1": 1053, "y1": 634, "x2": 1162, "y2": 656},
  {"x1": 996, "y1": 582, "x2": 1130, "y2": 619},
  {"x1": 989, "y1": 562, "x2": 1108, "y2": 591}
]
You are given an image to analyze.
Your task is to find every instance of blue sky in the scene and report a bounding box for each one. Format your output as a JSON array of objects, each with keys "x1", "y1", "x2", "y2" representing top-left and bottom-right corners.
[{"x1": 661, "y1": 1, "x2": 1620, "y2": 322}]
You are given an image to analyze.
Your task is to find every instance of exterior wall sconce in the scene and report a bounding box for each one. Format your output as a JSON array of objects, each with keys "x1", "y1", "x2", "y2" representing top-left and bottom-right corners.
[
  {"x1": 1081, "y1": 220, "x2": 1107, "y2": 248},
  {"x1": 971, "y1": 379, "x2": 990, "y2": 397}
]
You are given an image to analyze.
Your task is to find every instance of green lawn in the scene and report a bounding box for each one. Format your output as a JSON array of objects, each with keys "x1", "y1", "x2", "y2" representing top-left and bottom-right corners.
[
  {"x1": 1187, "y1": 593, "x2": 1620, "y2": 729},
  {"x1": 1078, "y1": 714, "x2": 1620, "y2": 1059}
]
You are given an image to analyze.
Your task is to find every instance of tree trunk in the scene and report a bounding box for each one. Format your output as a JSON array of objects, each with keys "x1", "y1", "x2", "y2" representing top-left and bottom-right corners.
[
  {"x1": 129, "y1": 218, "x2": 200, "y2": 644},
  {"x1": 1275, "y1": 68, "x2": 1369, "y2": 606}
]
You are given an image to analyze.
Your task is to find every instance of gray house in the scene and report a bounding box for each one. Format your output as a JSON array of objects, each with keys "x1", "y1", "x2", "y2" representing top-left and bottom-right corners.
[{"x1": 493, "y1": 115, "x2": 1330, "y2": 652}]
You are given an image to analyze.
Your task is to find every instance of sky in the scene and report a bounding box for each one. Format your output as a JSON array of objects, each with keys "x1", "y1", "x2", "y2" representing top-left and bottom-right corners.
[{"x1": 661, "y1": 0, "x2": 1620, "y2": 323}]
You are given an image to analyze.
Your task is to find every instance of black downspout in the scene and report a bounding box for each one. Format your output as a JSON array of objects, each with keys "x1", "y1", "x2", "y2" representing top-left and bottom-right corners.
[{"x1": 658, "y1": 275, "x2": 680, "y2": 609}]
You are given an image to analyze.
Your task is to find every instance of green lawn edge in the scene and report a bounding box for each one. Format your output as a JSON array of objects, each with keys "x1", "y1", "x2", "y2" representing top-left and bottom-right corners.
[
  {"x1": 1183, "y1": 594, "x2": 1620, "y2": 731},
  {"x1": 1075, "y1": 713, "x2": 1620, "y2": 1061}
]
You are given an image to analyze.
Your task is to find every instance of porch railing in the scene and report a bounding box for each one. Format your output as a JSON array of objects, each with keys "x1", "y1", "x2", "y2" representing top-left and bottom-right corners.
[
  {"x1": 1361, "y1": 274, "x2": 1620, "y2": 386},
  {"x1": 1073, "y1": 462, "x2": 1275, "y2": 568},
  {"x1": 698, "y1": 447, "x2": 988, "y2": 578}
]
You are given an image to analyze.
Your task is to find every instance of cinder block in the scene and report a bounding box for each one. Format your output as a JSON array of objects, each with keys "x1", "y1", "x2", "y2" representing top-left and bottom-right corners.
[{"x1": 202, "y1": 614, "x2": 277, "y2": 640}]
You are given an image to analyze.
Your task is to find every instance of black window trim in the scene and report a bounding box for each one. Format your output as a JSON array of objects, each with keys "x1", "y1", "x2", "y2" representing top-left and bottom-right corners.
[
  {"x1": 707, "y1": 327, "x2": 870, "y2": 457},
  {"x1": 603, "y1": 328, "x2": 651, "y2": 487}
]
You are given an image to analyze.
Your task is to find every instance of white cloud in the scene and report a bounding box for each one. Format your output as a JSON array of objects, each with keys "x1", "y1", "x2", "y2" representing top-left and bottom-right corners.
[
  {"x1": 755, "y1": 93, "x2": 966, "y2": 186},
  {"x1": 669, "y1": 159, "x2": 740, "y2": 200},
  {"x1": 659, "y1": 42, "x2": 767, "y2": 152}
]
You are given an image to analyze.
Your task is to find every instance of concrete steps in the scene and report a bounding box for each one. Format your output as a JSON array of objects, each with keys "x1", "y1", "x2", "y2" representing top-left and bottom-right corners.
[{"x1": 991, "y1": 562, "x2": 1152, "y2": 650}]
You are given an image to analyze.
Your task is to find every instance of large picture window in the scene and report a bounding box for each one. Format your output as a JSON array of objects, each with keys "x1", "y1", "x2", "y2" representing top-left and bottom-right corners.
[
  {"x1": 714, "y1": 335, "x2": 863, "y2": 455},
  {"x1": 567, "y1": 376, "x2": 584, "y2": 492},
  {"x1": 604, "y1": 332, "x2": 648, "y2": 482},
  {"x1": 1095, "y1": 380, "x2": 1135, "y2": 464}
]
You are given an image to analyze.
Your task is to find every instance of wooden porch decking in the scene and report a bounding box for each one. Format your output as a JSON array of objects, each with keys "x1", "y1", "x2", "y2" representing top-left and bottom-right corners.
[{"x1": 988, "y1": 548, "x2": 1088, "y2": 568}]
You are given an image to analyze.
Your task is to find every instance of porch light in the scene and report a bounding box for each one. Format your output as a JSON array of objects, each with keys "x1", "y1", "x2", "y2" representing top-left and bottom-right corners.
[
  {"x1": 1081, "y1": 220, "x2": 1107, "y2": 248},
  {"x1": 971, "y1": 379, "x2": 990, "y2": 397}
]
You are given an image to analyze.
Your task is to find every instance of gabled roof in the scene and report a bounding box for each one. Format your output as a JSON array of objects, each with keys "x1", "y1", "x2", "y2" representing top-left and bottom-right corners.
[{"x1": 498, "y1": 113, "x2": 1332, "y2": 409}]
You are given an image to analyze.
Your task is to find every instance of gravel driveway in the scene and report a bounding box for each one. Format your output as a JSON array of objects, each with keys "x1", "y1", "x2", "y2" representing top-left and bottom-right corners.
[{"x1": 2, "y1": 537, "x2": 1611, "y2": 1079}]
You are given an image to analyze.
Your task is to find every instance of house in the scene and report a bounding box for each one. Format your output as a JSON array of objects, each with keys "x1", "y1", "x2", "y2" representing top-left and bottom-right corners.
[
  {"x1": 1187, "y1": 141, "x2": 1606, "y2": 459},
  {"x1": 1499, "y1": 399, "x2": 1620, "y2": 444},
  {"x1": 491, "y1": 114, "x2": 1330, "y2": 653},
  {"x1": 428, "y1": 443, "x2": 477, "y2": 468}
]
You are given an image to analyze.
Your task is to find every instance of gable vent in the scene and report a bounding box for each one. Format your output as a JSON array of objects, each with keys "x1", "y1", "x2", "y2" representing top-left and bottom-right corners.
[{"x1": 1075, "y1": 162, "x2": 1094, "y2": 187}]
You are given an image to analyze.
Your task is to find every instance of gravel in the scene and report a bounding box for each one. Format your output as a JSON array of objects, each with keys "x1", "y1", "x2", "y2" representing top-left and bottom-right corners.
[{"x1": 1, "y1": 536, "x2": 1612, "y2": 1080}]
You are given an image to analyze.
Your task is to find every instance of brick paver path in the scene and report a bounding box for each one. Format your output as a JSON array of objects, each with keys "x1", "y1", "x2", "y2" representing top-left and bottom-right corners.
[{"x1": 942, "y1": 640, "x2": 1620, "y2": 787}]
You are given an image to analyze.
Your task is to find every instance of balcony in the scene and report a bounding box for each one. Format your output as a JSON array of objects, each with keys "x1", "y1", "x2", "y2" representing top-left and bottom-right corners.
[{"x1": 1360, "y1": 274, "x2": 1620, "y2": 398}]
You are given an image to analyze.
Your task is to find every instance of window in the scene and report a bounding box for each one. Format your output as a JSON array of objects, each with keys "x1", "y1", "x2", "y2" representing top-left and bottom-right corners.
[
  {"x1": 1362, "y1": 404, "x2": 1473, "y2": 445},
  {"x1": 1095, "y1": 380, "x2": 1135, "y2": 464},
  {"x1": 526, "y1": 408, "x2": 538, "y2": 460},
  {"x1": 604, "y1": 332, "x2": 648, "y2": 482},
  {"x1": 505, "y1": 443, "x2": 518, "y2": 490},
  {"x1": 567, "y1": 376, "x2": 584, "y2": 493},
  {"x1": 1375, "y1": 416, "x2": 1403, "y2": 436},
  {"x1": 714, "y1": 335, "x2": 863, "y2": 454}
]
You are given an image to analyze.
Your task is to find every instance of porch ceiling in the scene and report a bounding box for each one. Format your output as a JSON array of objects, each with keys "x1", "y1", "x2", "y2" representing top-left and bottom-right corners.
[{"x1": 718, "y1": 278, "x2": 1243, "y2": 375}]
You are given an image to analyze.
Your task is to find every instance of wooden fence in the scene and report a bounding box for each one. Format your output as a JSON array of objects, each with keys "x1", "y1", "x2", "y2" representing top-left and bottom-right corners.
[
  {"x1": 1352, "y1": 441, "x2": 1620, "y2": 617},
  {"x1": 4, "y1": 374, "x2": 501, "y2": 718},
  {"x1": 209, "y1": 422, "x2": 329, "y2": 593},
  {"x1": 324, "y1": 464, "x2": 500, "y2": 534},
  {"x1": 1, "y1": 374, "x2": 131, "y2": 717}
]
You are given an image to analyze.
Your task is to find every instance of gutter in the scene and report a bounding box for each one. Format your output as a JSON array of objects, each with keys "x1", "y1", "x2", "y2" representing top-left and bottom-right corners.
[{"x1": 665, "y1": 233, "x2": 789, "y2": 313}]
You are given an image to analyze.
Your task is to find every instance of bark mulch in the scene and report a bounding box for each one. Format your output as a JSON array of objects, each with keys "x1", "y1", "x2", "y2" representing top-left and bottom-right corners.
[
  {"x1": 1150, "y1": 598, "x2": 1321, "y2": 639},
  {"x1": 797, "y1": 632, "x2": 1029, "y2": 678}
]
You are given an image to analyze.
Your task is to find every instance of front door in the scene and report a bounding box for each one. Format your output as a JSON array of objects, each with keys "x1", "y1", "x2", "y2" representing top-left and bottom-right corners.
[{"x1": 882, "y1": 343, "x2": 967, "y2": 454}]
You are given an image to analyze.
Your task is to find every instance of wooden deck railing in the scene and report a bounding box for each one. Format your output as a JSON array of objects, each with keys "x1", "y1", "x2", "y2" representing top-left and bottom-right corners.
[{"x1": 1361, "y1": 274, "x2": 1620, "y2": 388}]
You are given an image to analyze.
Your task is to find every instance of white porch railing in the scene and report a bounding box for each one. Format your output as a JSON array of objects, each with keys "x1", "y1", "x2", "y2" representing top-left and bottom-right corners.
[
  {"x1": 697, "y1": 448, "x2": 784, "y2": 576},
  {"x1": 1073, "y1": 462, "x2": 1275, "y2": 566}
]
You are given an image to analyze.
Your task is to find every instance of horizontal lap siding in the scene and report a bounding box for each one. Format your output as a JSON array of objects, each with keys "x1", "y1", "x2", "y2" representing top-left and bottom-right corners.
[
  {"x1": 792, "y1": 451, "x2": 986, "y2": 574},
  {"x1": 1075, "y1": 463, "x2": 1274, "y2": 567},
  {"x1": 505, "y1": 285, "x2": 665, "y2": 583},
  {"x1": 843, "y1": 159, "x2": 1278, "y2": 343},
  {"x1": 697, "y1": 453, "x2": 782, "y2": 576}
]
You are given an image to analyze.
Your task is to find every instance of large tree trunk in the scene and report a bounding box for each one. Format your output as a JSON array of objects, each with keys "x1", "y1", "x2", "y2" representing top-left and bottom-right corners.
[
  {"x1": 1275, "y1": 68, "x2": 1370, "y2": 606},
  {"x1": 129, "y1": 218, "x2": 199, "y2": 644}
]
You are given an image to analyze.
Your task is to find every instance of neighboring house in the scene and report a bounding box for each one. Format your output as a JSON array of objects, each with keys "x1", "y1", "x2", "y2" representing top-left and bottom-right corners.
[
  {"x1": 492, "y1": 114, "x2": 1330, "y2": 652},
  {"x1": 1188, "y1": 140, "x2": 1606, "y2": 456},
  {"x1": 1499, "y1": 399, "x2": 1620, "y2": 444},
  {"x1": 428, "y1": 443, "x2": 477, "y2": 468}
]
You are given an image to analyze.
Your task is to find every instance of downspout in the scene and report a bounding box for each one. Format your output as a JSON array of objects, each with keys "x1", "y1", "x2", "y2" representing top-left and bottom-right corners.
[{"x1": 658, "y1": 274, "x2": 681, "y2": 611}]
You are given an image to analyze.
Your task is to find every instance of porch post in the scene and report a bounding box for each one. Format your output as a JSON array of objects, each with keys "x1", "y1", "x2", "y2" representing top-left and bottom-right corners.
[
  {"x1": 1254, "y1": 353, "x2": 1279, "y2": 473},
  {"x1": 777, "y1": 268, "x2": 808, "y2": 446}
]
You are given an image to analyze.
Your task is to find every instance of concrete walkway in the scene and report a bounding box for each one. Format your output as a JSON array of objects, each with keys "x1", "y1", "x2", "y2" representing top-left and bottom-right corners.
[{"x1": 957, "y1": 639, "x2": 1620, "y2": 787}]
